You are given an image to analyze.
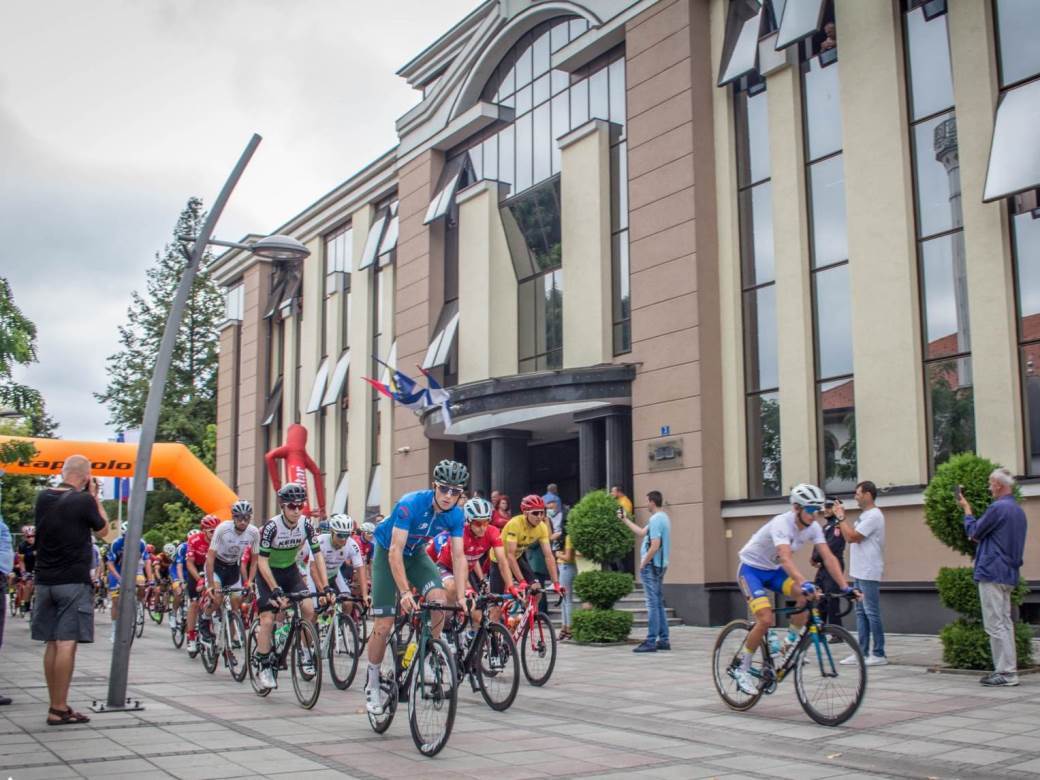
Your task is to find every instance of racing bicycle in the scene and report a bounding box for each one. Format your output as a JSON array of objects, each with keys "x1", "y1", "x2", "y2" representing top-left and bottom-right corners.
[
  {"x1": 198, "y1": 586, "x2": 249, "y2": 682},
  {"x1": 245, "y1": 591, "x2": 323, "y2": 709},
  {"x1": 443, "y1": 592, "x2": 519, "y2": 711},
  {"x1": 503, "y1": 584, "x2": 560, "y2": 686}
]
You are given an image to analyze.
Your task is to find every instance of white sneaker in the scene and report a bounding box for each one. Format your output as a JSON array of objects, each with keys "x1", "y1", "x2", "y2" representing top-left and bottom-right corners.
[
  {"x1": 365, "y1": 684, "x2": 387, "y2": 715},
  {"x1": 864, "y1": 655, "x2": 889, "y2": 667},
  {"x1": 258, "y1": 666, "x2": 277, "y2": 690},
  {"x1": 186, "y1": 638, "x2": 198, "y2": 653},
  {"x1": 839, "y1": 654, "x2": 859, "y2": 665},
  {"x1": 167, "y1": 613, "x2": 176, "y2": 628},
  {"x1": 732, "y1": 667, "x2": 759, "y2": 695}
]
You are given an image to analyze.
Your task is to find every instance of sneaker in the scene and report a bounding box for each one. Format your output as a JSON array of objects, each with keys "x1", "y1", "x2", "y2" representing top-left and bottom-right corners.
[
  {"x1": 732, "y1": 667, "x2": 759, "y2": 695},
  {"x1": 366, "y1": 684, "x2": 387, "y2": 715},
  {"x1": 186, "y1": 638, "x2": 198, "y2": 653},
  {"x1": 656, "y1": 640, "x2": 671, "y2": 651},
  {"x1": 839, "y1": 654, "x2": 860, "y2": 665},
  {"x1": 257, "y1": 666, "x2": 277, "y2": 690},
  {"x1": 864, "y1": 655, "x2": 889, "y2": 667},
  {"x1": 980, "y1": 673, "x2": 1019, "y2": 687},
  {"x1": 167, "y1": 613, "x2": 176, "y2": 629},
  {"x1": 632, "y1": 641, "x2": 657, "y2": 653}
]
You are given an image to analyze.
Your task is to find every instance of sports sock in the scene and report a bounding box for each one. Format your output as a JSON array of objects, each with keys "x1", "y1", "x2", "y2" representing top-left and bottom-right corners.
[{"x1": 367, "y1": 663, "x2": 381, "y2": 691}]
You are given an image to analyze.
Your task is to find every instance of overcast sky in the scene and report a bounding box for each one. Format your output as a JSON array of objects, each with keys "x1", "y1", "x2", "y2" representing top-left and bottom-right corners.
[{"x1": 2, "y1": 0, "x2": 479, "y2": 442}]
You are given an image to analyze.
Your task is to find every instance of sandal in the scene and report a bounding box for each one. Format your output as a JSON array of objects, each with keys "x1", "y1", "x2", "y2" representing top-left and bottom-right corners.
[{"x1": 47, "y1": 706, "x2": 90, "y2": 726}]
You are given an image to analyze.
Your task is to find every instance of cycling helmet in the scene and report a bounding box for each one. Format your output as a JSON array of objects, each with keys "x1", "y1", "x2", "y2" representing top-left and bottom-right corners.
[
  {"x1": 21, "y1": 525, "x2": 34, "y2": 535},
  {"x1": 790, "y1": 483, "x2": 826, "y2": 509},
  {"x1": 120, "y1": 521, "x2": 129, "y2": 534},
  {"x1": 520, "y1": 494, "x2": 546, "y2": 513},
  {"x1": 463, "y1": 497, "x2": 493, "y2": 523},
  {"x1": 186, "y1": 529, "x2": 201, "y2": 540},
  {"x1": 433, "y1": 459, "x2": 469, "y2": 487},
  {"x1": 231, "y1": 499, "x2": 253, "y2": 519},
  {"x1": 145, "y1": 544, "x2": 155, "y2": 554},
  {"x1": 277, "y1": 482, "x2": 308, "y2": 504},
  {"x1": 200, "y1": 514, "x2": 221, "y2": 531},
  {"x1": 328, "y1": 514, "x2": 355, "y2": 534},
  {"x1": 163, "y1": 543, "x2": 177, "y2": 557},
  {"x1": 360, "y1": 521, "x2": 376, "y2": 535}
]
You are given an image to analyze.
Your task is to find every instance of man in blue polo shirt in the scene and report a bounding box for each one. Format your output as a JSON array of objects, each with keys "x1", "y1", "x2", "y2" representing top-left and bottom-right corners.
[{"x1": 618, "y1": 490, "x2": 672, "y2": 653}]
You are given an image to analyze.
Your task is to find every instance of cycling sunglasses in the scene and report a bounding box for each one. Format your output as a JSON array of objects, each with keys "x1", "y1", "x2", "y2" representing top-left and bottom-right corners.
[
  {"x1": 435, "y1": 483, "x2": 464, "y2": 498},
  {"x1": 334, "y1": 532, "x2": 351, "y2": 539},
  {"x1": 283, "y1": 502, "x2": 304, "y2": 511},
  {"x1": 527, "y1": 510, "x2": 545, "y2": 517}
]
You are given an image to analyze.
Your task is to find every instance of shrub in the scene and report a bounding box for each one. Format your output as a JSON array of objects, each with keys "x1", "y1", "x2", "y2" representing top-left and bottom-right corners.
[
  {"x1": 567, "y1": 490, "x2": 634, "y2": 564},
  {"x1": 573, "y1": 570, "x2": 634, "y2": 610},
  {"x1": 936, "y1": 567, "x2": 1029, "y2": 618},
  {"x1": 939, "y1": 618, "x2": 1034, "y2": 670},
  {"x1": 572, "y1": 609, "x2": 634, "y2": 644},
  {"x1": 143, "y1": 529, "x2": 167, "y2": 550}
]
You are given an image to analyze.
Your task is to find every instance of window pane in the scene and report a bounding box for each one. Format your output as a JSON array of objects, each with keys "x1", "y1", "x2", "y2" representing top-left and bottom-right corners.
[
  {"x1": 983, "y1": 78, "x2": 1040, "y2": 202},
  {"x1": 927, "y1": 357, "x2": 975, "y2": 469},
  {"x1": 569, "y1": 18, "x2": 588, "y2": 39},
  {"x1": 744, "y1": 284, "x2": 779, "y2": 392},
  {"x1": 545, "y1": 270, "x2": 563, "y2": 354},
  {"x1": 551, "y1": 20, "x2": 570, "y2": 52},
  {"x1": 570, "y1": 79, "x2": 589, "y2": 128},
  {"x1": 905, "y1": 6, "x2": 954, "y2": 121},
  {"x1": 518, "y1": 277, "x2": 538, "y2": 363},
  {"x1": 996, "y1": 0, "x2": 1040, "y2": 86},
  {"x1": 590, "y1": 66, "x2": 609, "y2": 121},
  {"x1": 499, "y1": 125, "x2": 515, "y2": 191},
  {"x1": 1014, "y1": 210, "x2": 1040, "y2": 330},
  {"x1": 739, "y1": 181, "x2": 775, "y2": 286},
  {"x1": 497, "y1": 63, "x2": 515, "y2": 101},
  {"x1": 533, "y1": 73, "x2": 551, "y2": 106},
  {"x1": 551, "y1": 91, "x2": 568, "y2": 175},
  {"x1": 809, "y1": 154, "x2": 848, "y2": 268},
  {"x1": 612, "y1": 231, "x2": 631, "y2": 323},
  {"x1": 776, "y1": 0, "x2": 825, "y2": 50},
  {"x1": 551, "y1": 69, "x2": 569, "y2": 95},
  {"x1": 609, "y1": 57, "x2": 626, "y2": 126},
  {"x1": 814, "y1": 263, "x2": 853, "y2": 379},
  {"x1": 819, "y1": 377, "x2": 856, "y2": 494},
  {"x1": 719, "y1": 3, "x2": 764, "y2": 85},
  {"x1": 912, "y1": 111, "x2": 963, "y2": 238},
  {"x1": 613, "y1": 321, "x2": 631, "y2": 355},
  {"x1": 736, "y1": 87, "x2": 770, "y2": 186},
  {"x1": 468, "y1": 143, "x2": 483, "y2": 182},
  {"x1": 803, "y1": 57, "x2": 843, "y2": 161},
  {"x1": 747, "y1": 392, "x2": 782, "y2": 498},
  {"x1": 515, "y1": 84, "x2": 533, "y2": 116},
  {"x1": 533, "y1": 103, "x2": 552, "y2": 184},
  {"x1": 516, "y1": 43, "x2": 533, "y2": 88},
  {"x1": 502, "y1": 178, "x2": 562, "y2": 277},
  {"x1": 533, "y1": 31, "x2": 551, "y2": 77},
  {"x1": 618, "y1": 140, "x2": 628, "y2": 230},
  {"x1": 921, "y1": 232, "x2": 971, "y2": 358},
  {"x1": 482, "y1": 134, "x2": 499, "y2": 181},
  {"x1": 1021, "y1": 345, "x2": 1040, "y2": 474},
  {"x1": 515, "y1": 112, "x2": 533, "y2": 192}
]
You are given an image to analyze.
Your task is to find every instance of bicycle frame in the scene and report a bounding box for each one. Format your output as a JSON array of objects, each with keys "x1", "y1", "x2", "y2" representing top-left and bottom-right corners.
[{"x1": 753, "y1": 594, "x2": 856, "y2": 689}]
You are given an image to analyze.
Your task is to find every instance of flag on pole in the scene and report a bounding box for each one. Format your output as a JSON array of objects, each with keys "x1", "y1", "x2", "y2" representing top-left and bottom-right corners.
[{"x1": 417, "y1": 366, "x2": 453, "y2": 427}]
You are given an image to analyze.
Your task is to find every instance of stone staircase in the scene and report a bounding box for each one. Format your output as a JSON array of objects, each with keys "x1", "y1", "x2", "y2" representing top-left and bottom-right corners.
[{"x1": 545, "y1": 583, "x2": 682, "y2": 629}]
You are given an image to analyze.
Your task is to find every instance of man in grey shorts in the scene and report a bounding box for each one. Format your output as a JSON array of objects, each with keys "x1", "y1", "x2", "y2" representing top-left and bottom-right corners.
[{"x1": 32, "y1": 455, "x2": 107, "y2": 725}]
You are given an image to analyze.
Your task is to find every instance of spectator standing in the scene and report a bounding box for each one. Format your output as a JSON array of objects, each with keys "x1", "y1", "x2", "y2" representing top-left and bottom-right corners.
[
  {"x1": 31, "y1": 454, "x2": 107, "y2": 725},
  {"x1": 0, "y1": 516, "x2": 13, "y2": 705},
  {"x1": 491, "y1": 496, "x2": 511, "y2": 530},
  {"x1": 836, "y1": 481, "x2": 887, "y2": 666},
  {"x1": 555, "y1": 524, "x2": 576, "y2": 640},
  {"x1": 611, "y1": 485, "x2": 634, "y2": 518},
  {"x1": 811, "y1": 499, "x2": 846, "y2": 627},
  {"x1": 618, "y1": 491, "x2": 671, "y2": 653},
  {"x1": 958, "y1": 467, "x2": 1027, "y2": 687},
  {"x1": 542, "y1": 483, "x2": 561, "y2": 513}
]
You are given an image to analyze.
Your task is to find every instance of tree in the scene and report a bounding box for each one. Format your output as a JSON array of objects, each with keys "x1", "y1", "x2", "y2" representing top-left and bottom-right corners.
[{"x1": 0, "y1": 277, "x2": 44, "y2": 464}]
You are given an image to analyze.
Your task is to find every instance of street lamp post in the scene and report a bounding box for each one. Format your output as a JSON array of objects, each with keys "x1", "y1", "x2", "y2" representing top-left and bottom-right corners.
[{"x1": 95, "y1": 133, "x2": 311, "y2": 712}]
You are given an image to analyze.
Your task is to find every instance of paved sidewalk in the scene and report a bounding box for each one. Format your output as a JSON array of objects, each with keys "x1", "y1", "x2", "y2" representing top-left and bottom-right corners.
[{"x1": 2, "y1": 613, "x2": 1040, "y2": 779}]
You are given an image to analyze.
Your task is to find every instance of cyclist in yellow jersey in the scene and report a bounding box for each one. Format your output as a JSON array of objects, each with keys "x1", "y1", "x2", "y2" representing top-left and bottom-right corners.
[{"x1": 490, "y1": 495, "x2": 562, "y2": 616}]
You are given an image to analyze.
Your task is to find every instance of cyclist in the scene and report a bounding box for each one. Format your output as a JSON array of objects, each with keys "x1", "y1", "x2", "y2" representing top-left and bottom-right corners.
[
  {"x1": 491, "y1": 495, "x2": 564, "y2": 607},
  {"x1": 106, "y1": 522, "x2": 154, "y2": 641},
  {"x1": 316, "y1": 514, "x2": 368, "y2": 598},
  {"x1": 14, "y1": 525, "x2": 36, "y2": 615},
  {"x1": 163, "y1": 543, "x2": 184, "y2": 627},
  {"x1": 433, "y1": 497, "x2": 517, "y2": 610},
  {"x1": 364, "y1": 459, "x2": 471, "y2": 715},
  {"x1": 732, "y1": 482, "x2": 859, "y2": 695},
  {"x1": 185, "y1": 516, "x2": 219, "y2": 653},
  {"x1": 203, "y1": 500, "x2": 260, "y2": 639},
  {"x1": 254, "y1": 483, "x2": 334, "y2": 690}
]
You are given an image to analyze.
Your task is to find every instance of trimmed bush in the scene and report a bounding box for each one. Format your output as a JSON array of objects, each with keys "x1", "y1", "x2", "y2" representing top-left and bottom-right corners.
[
  {"x1": 567, "y1": 489, "x2": 634, "y2": 564},
  {"x1": 573, "y1": 570, "x2": 634, "y2": 610},
  {"x1": 939, "y1": 618, "x2": 1034, "y2": 670},
  {"x1": 936, "y1": 566, "x2": 1029, "y2": 618},
  {"x1": 572, "y1": 609, "x2": 634, "y2": 644},
  {"x1": 143, "y1": 529, "x2": 167, "y2": 550}
]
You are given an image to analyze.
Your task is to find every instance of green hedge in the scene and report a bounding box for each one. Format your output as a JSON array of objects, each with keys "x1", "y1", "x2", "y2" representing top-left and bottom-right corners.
[
  {"x1": 572, "y1": 609, "x2": 634, "y2": 644},
  {"x1": 573, "y1": 571, "x2": 634, "y2": 610},
  {"x1": 567, "y1": 490, "x2": 634, "y2": 564},
  {"x1": 936, "y1": 566, "x2": 1029, "y2": 618},
  {"x1": 939, "y1": 618, "x2": 1034, "y2": 670}
]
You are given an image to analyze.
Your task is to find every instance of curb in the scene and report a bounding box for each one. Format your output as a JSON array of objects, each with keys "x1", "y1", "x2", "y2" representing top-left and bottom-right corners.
[{"x1": 927, "y1": 665, "x2": 1040, "y2": 676}]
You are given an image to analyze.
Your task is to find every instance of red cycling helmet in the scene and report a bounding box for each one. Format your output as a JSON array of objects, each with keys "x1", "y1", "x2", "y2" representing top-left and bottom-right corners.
[
  {"x1": 200, "y1": 514, "x2": 221, "y2": 531},
  {"x1": 520, "y1": 494, "x2": 545, "y2": 512}
]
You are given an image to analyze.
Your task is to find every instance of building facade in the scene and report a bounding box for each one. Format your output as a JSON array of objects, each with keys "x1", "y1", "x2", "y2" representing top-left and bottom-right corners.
[{"x1": 213, "y1": 0, "x2": 1040, "y2": 631}]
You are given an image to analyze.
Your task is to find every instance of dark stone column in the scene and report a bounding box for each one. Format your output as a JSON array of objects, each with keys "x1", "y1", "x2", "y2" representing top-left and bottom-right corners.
[
  {"x1": 604, "y1": 408, "x2": 633, "y2": 497},
  {"x1": 469, "y1": 429, "x2": 531, "y2": 507},
  {"x1": 575, "y1": 417, "x2": 605, "y2": 497},
  {"x1": 467, "y1": 439, "x2": 491, "y2": 499}
]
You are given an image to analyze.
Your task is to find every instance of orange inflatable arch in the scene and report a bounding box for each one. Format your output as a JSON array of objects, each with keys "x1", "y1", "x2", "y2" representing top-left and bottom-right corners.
[{"x1": 0, "y1": 436, "x2": 237, "y2": 519}]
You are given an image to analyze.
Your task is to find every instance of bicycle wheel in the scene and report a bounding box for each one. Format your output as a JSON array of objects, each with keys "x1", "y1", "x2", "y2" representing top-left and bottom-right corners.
[
  {"x1": 408, "y1": 638, "x2": 457, "y2": 757},
  {"x1": 148, "y1": 591, "x2": 164, "y2": 624},
  {"x1": 245, "y1": 623, "x2": 272, "y2": 697},
  {"x1": 712, "y1": 619, "x2": 766, "y2": 711},
  {"x1": 519, "y1": 612, "x2": 556, "y2": 686},
  {"x1": 225, "y1": 612, "x2": 248, "y2": 683},
  {"x1": 134, "y1": 602, "x2": 145, "y2": 638},
  {"x1": 794, "y1": 624, "x2": 866, "y2": 727},
  {"x1": 200, "y1": 635, "x2": 219, "y2": 674},
  {"x1": 368, "y1": 640, "x2": 400, "y2": 734},
  {"x1": 8, "y1": 591, "x2": 17, "y2": 617},
  {"x1": 328, "y1": 613, "x2": 361, "y2": 690},
  {"x1": 290, "y1": 620, "x2": 322, "y2": 709},
  {"x1": 476, "y1": 622, "x2": 519, "y2": 711},
  {"x1": 171, "y1": 603, "x2": 186, "y2": 649}
]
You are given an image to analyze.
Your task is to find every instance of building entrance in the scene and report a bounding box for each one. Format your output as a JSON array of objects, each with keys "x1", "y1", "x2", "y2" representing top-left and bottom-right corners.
[{"x1": 528, "y1": 438, "x2": 579, "y2": 507}]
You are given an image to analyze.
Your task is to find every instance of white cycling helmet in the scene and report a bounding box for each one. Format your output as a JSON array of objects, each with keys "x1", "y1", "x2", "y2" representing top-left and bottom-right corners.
[
  {"x1": 360, "y1": 521, "x2": 376, "y2": 535},
  {"x1": 163, "y1": 543, "x2": 176, "y2": 557},
  {"x1": 463, "y1": 497, "x2": 493, "y2": 523},
  {"x1": 120, "y1": 521, "x2": 129, "y2": 534},
  {"x1": 790, "y1": 483, "x2": 826, "y2": 509},
  {"x1": 328, "y1": 514, "x2": 354, "y2": 534}
]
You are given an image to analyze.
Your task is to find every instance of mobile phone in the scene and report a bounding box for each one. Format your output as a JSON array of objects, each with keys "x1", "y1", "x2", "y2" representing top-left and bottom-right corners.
[{"x1": 952, "y1": 485, "x2": 963, "y2": 500}]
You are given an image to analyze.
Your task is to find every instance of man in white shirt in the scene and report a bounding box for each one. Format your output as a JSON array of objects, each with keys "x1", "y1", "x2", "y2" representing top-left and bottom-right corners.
[{"x1": 836, "y1": 480, "x2": 887, "y2": 666}]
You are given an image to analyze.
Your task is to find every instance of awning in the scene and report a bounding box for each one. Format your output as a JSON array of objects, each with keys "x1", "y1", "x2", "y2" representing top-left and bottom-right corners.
[
  {"x1": 261, "y1": 378, "x2": 283, "y2": 427},
  {"x1": 358, "y1": 205, "x2": 390, "y2": 270},
  {"x1": 305, "y1": 357, "x2": 330, "y2": 414},
  {"x1": 423, "y1": 155, "x2": 467, "y2": 224},
  {"x1": 983, "y1": 78, "x2": 1040, "y2": 202},
  {"x1": 774, "y1": 0, "x2": 825, "y2": 51},
  {"x1": 378, "y1": 341, "x2": 398, "y2": 385},
  {"x1": 718, "y1": 1, "x2": 765, "y2": 87},
  {"x1": 331, "y1": 471, "x2": 349, "y2": 515},
  {"x1": 377, "y1": 201, "x2": 399, "y2": 266},
  {"x1": 321, "y1": 349, "x2": 351, "y2": 407},
  {"x1": 421, "y1": 301, "x2": 460, "y2": 370},
  {"x1": 366, "y1": 464, "x2": 382, "y2": 512}
]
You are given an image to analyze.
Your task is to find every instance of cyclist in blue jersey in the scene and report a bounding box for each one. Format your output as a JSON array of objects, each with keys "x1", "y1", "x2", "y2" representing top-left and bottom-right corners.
[
  {"x1": 106, "y1": 522, "x2": 154, "y2": 641},
  {"x1": 364, "y1": 459, "x2": 471, "y2": 715}
]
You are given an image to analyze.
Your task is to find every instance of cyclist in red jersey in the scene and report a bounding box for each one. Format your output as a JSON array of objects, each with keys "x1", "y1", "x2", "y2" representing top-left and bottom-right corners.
[{"x1": 185, "y1": 517, "x2": 219, "y2": 653}]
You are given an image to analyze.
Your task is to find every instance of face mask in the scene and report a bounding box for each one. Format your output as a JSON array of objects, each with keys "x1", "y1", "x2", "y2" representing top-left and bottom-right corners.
[{"x1": 547, "y1": 508, "x2": 556, "y2": 519}]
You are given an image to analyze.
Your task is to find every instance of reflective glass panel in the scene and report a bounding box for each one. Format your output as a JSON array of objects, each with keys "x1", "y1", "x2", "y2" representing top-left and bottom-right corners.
[
  {"x1": 533, "y1": 103, "x2": 552, "y2": 183},
  {"x1": 552, "y1": 69, "x2": 569, "y2": 95},
  {"x1": 719, "y1": 3, "x2": 763, "y2": 85},
  {"x1": 518, "y1": 277, "x2": 538, "y2": 364},
  {"x1": 996, "y1": 0, "x2": 1040, "y2": 87},
  {"x1": 612, "y1": 231, "x2": 631, "y2": 322},
  {"x1": 747, "y1": 392, "x2": 782, "y2": 498},
  {"x1": 905, "y1": 6, "x2": 954, "y2": 121},
  {"x1": 545, "y1": 270, "x2": 563, "y2": 355},
  {"x1": 926, "y1": 357, "x2": 975, "y2": 469},
  {"x1": 803, "y1": 57, "x2": 843, "y2": 161},
  {"x1": 590, "y1": 66, "x2": 609, "y2": 121},
  {"x1": 551, "y1": 92, "x2": 568, "y2": 175},
  {"x1": 533, "y1": 31, "x2": 551, "y2": 76},
  {"x1": 736, "y1": 87, "x2": 770, "y2": 186},
  {"x1": 551, "y1": 21, "x2": 570, "y2": 52},
  {"x1": 776, "y1": 0, "x2": 825, "y2": 50},
  {"x1": 515, "y1": 84, "x2": 533, "y2": 116},
  {"x1": 921, "y1": 232, "x2": 971, "y2": 358},
  {"x1": 515, "y1": 112, "x2": 533, "y2": 193},
  {"x1": 569, "y1": 18, "x2": 588, "y2": 39},
  {"x1": 503, "y1": 178, "x2": 562, "y2": 279},
  {"x1": 482, "y1": 134, "x2": 498, "y2": 181},
  {"x1": 609, "y1": 57, "x2": 626, "y2": 126},
  {"x1": 814, "y1": 263, "x2": 853, "y2": 379},
  {"x1": 819, "y1": 377, "x2": 856, "y2": 494},
  {"x1": 983, "y1": 78, "x2": 1040, "y2": 202},
  {"x1": 533, "y1": 73, "x2": 551, "y2": 106},
  {"x1": 809, "y1": 154, "x2": 848, "y2": 268},
  {"x1": 1014, "y1": 210, "x2": 1040, "y2": 329},
  {"x1": 744, "y1": 284, "x2": 779, "y2": 392},
  {"x1": 516, "y1": 44, "x2": 533, "y2": 88},
  {"x1": 499, "y1": 125, "x2": 515, "y2": 190},
  {"x1": 1021, "y1": 344, "x2": 1040, "y2": 474},
  {"x1": 570, "y1": 78, "x2": 589, "y2": 128},
  {"x1": 913, "y1": 111, "x2": 963, "y2": 238},
  {"x1": 739, "y1": 181, "x2": 775, "y2": 286}
]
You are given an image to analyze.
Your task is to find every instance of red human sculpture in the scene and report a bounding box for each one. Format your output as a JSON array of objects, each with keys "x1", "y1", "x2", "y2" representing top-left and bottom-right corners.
[{"x1": 265, "y1": 423, "x2": 326, "y2": 518}]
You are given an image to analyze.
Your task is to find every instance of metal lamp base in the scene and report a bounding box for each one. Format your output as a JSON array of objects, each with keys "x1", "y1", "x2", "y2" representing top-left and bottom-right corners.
[{"x1": 90, "y1": 697, "x2": 145, "y2": 713}]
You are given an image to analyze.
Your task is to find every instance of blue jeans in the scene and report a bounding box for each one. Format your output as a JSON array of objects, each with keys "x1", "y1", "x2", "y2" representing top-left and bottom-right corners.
[
  {"x1": 641, "y1": 564, "x2": 668, "y2": 642},
  {"x1": 854, "y1": 579, "x2": 885, "y2": 657},
  {"x1": 559, "y1": 563, "x2": 577, "y2": 627}
]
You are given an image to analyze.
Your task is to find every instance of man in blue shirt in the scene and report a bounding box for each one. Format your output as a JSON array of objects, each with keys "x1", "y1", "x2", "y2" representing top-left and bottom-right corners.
[
  {"x1": 618, "y1": 490, "x2": 672, "y2": 652},
  {"x1": 365, "y1": 460, "x2": 470, "y2": 715},
  {"x1": 958, "y1": 467, "x2": 1028, "y2": 687}
]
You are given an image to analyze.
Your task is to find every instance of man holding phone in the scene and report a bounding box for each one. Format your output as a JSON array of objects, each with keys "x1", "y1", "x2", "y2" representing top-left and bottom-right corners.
[{"x1": 835, "y1": 481, "x2": 887, "y2": 666}]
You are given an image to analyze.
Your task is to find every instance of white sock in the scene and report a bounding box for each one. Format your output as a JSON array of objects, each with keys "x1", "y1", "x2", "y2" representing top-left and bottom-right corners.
[{"x1": 367, "y1": 663, "x2": 381, "y2": 691}]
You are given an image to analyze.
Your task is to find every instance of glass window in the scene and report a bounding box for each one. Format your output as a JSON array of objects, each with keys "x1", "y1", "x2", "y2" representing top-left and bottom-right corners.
[
  {"x1": 569, "y1": 18, "x2": 588, "y2": 39},
  {"x1": 322, "y1": 350, "x2": 351, "y2": 407},
  {"x1": 501, "y1": 178, "x2": 562, "y2": 279},
  {"x1": 482, "y1": 134, "x2": 498, "y2": 181},
  {"x1": 224, "y1": 283, "x2": 244, "y2": 321},
  {"x1": 570, "y1": 78, "x2": 589, "y2": 128},
  {"x1": 499, "y1": 125, "x2": 515, "y2": 190},
  {"x1": 551, "y1": 21, "x2": 570, "y2": 52},
  {"x1": 1021, "y1": 343, "x2": 1040, "y2": 474},
  {"x1": 996, "y1": 0, "x2": 1040, "y2": 87},
  {"x1": 775, "y1": 0, "x2": 825, "y2": 50},
  {"x1": 803, "y1": 57, "x2": 843, "y2": 161},
  {"x1": 718, "y1": 1, "x2": 764, "y2": 86},
  {"x1": 739, "y1": 182, "x2": 775, "y2": 285},
  {"x1": 926, "y1": 357, "x2": 976, "y2": 467},
  {"x1": 819, "y1": 378, "x2": 856, "y2": 494},
  {"x1": 808, "y1": 155, "x2": 848, "y2": 267},
  {"x1": 612, "y1": 231, "x2": 631, "y2": 353},
  {"x1": 551, "y1": 92, "x2": 568, "y2": 175},
  {"x1": 306, "y1": 357, "x2": 330, "y2": 414},
  {"x1": 515, "y1": 84, "x2": 533, "y2": 116},
  {"x1": 533, "y1": 73, "x2": 551, "y2": 106},
  {"x1": 747, "y1": 392, "x2": 782, "y2": 498},
  {"x1": 515, "y1": 112, "x2": 533, "y2": 192},
  {"x1": 983, "y1": 78, "x2": 1040, "y2": 202},
  {"x1": 744, "y1": 285, "x2": 779, "y2": 391},
  {"x1": 590, "y1": 66, "x2": 609, "y2": 121},
  {"x1": 533, "y1": 103, "x2": 552, "y2": 183},
  {"x1": 736, "y1": 88, "x2": 770, "y2": 186},
  {"x1": 905, "y1": 5, "x2": 954, "y2": 120},
  {"x1": 324, "y1": 224, "x2": 353, "y2": 275},
  {"x1": 608, "y1": 58, "x2": 626, "y2": 126},
  {"x1": 813, "y1": 263, "x2": 853, "y2": 379},
  {"x1": 912, "y1": 112, "x2": 962, "y2": 238},
  {"x1": 516, "y1": 44, "x2": 533, "y2": 88},
  {"x1": 552, "y1": 69, "x2": 569, "y2": 95},
  {"x1": 921, "y1": 232, "x2": 971, "y2": 358},
  {"x1": 533, "y1": 31, "x2": 551, "y2": 77},
  {"x1": 1014, "y1": 210, "x2": 1040, "y2": 327}
]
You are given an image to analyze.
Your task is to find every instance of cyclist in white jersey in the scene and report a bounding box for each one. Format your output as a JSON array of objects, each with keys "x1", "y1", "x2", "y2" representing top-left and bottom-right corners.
[
  {"x1": 319, "y1": 514, "x2": 368, "y2": 597},
  {"x1": 204, "y1": 500, "x2": 260, "y2": 630}
]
